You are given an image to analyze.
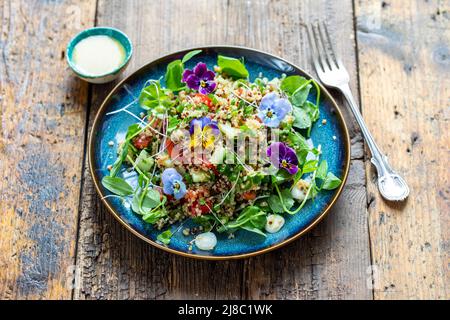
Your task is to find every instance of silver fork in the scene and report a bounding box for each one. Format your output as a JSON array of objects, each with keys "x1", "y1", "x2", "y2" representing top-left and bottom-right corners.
[{"x1": 306, "y1": 22, "x2": 409, "y2": 201}]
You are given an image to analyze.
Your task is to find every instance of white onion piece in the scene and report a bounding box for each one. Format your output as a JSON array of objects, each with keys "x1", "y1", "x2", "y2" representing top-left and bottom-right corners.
[
  {"x1": 291, "y1": 179, "x2": 311, "y2": 201},
  {"x1": 265, "y1": 214, "x2": 285, "y2": 233},
  {"x1": 194, "y1": 232, "x2": 217, "y2": 251}
]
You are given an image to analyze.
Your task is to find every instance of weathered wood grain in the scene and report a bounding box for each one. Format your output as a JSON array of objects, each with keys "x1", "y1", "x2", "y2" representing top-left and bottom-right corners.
[
  {"x1": 74, "y1": 0, "x2": 371, "y2": 300},
  {"x1": 74, "y1": 0, "x2": 247, "y2": 300},
  {"x1": 0, "y1": 0, "x2": 96, "y2": 299},
  {"x1": 241, "y1": 0, "x2": 372, "y2": 300},
  {"x1": 355, "y1": 0, "x2": 449, "y2": 299}
]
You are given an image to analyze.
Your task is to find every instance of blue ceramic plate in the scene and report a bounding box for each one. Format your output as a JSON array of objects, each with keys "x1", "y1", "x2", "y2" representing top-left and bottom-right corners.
[{"x1": 89, "y1": 46, "x2": 350, "y2": 260}]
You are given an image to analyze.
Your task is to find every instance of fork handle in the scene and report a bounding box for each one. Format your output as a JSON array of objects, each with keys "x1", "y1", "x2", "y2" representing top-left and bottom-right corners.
[{"x1": 337, "y1": 83, "x2": 395, "y2": 177}]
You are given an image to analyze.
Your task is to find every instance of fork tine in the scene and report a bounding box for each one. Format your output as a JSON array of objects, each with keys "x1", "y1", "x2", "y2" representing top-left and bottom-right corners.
[
  {"x1": 310, "y1": 23, "x2": 330, "y2": 72},
  {"x1": 305, "y1": 23, "x2": 322, "y2": 73},
  {"x1": 319, "y1": 22, "x2": 339, "y2": 68},
  {"x1": 315, "y1": 22, "x2": 336, "y2": 71}
]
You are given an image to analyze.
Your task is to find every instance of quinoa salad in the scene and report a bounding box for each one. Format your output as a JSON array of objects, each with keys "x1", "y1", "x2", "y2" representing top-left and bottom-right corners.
[{"x1": 101, "y1": 50, "x2": 342, "y2": 250}]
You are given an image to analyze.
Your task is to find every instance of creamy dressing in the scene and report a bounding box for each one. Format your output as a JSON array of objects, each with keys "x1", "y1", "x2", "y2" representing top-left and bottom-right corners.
[{"x1": 72, "y1": 35, "x2": 126, "y2": 76}]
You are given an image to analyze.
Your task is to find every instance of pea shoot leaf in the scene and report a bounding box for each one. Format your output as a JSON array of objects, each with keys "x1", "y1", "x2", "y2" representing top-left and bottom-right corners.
[
  {"x1": 219, "y1": 206, "x2": 267, "y2": 236},
  {"x1": 101, "y1": 176, "x2": 133, "y2": 196},
  {"x1": 157, "y1": 229, "x2": 173, "y2": 245},
  {"x1": 110, "y1": 142, "x2": 128, "y2": 177},
  {"x1": 241, "y1": 225, "x2": 267, "y2": 237},
  {"x1": 143, "y1": 209, "x2": 166, "y2": 224},
  {"x1": 280, "y1": 75, "x2": 309, "y2": 95},
  {"x1": 139, "y1": 80, "x2": 173, "y2": 113},
  {"x1": 280, "y1": 189, "x2": 294, "y2": 210},
  {"x1": 268, "y1": 195, "x2": 284, "y2": 213},
  {"x1": 292, "y1": 83, "x2": 312, "y2": 107},
  {"x1": 165, "y1": 59, "x2": 184, "y2": 92},
  {"x1": 126, "y1": 124, "x2": 141, "y2": 140},
  {"x1": 217, "y1": 55, "x2": 249, "y2": 79},
  {"x1": 321, "y1": 172, "x2": 342, "y2": 190},
  {"x1": 302, "y1": 159, "x2": 318, "y2": 174},
  {"x1": 181, "y1": 49, "x2": 202, "y2": 64},
  {"x1": 292, "y1": 107, "x2": 312, "y2": 129},
  {"x1": 316, "y1": 160, "x2": 328, "y2": 180}
]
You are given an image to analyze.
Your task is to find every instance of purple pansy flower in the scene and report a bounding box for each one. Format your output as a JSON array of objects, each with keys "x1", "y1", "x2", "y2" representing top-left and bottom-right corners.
[
  {"x1": 161, "y1": 168, "x2": 187, "y2": 200},
  {"x1": 257, "y1": 92, "x2": 292, "y2": 128},
  {"x1": 267, "y1": 142, "x2": 299, "y2": 175},
  {"x1": 189, "y1": 117, "x2": 220, "y2": 150},
  {"x1": 182, "y1": 62, "x2": 216, "y2": 94}
]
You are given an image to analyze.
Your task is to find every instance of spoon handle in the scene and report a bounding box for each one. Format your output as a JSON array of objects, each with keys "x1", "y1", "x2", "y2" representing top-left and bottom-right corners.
[{"x1": 337, "y1": 83, "x2": 409, "y2": 201}]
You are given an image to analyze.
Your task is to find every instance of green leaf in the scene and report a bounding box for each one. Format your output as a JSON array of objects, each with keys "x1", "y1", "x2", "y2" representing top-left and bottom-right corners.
[
  {"x1": 316, "y1": 160, "x2": 328, "y2": 180},
  {"x1": 280, "y1": 75, "x2": 309, "y2": 95},
  {"x1": 241, "y1": 224, "x2": 267, "y2": 237},
  {"x1": 181, "y1": 49, "x2": 202, "y2": 64},
  {"x1": 110, "y1": 142, "x2": 129, "y2": 177},
  {"x1": 143, "y1": 209, "x2": 166, "y2": 224},
  {"x1": 268, "y1": 195, "x2": 284, "y2": 213},
  {"x1": 296, "y1": 148, "x2": 309, "y2": 166},
  {"x1": 270, "y1": 169, "x2": 292, "y2": 185},
  {"x1": 286, "y1": 131, "x2": 309, "y2": 150},
  {"x1": 101, "y1": 176, "x2": 133, "y2": 196},
  {"x1": 131, "y1": 192, "x2": 141, "y2": 214},
  {"x1": 281, "y1": 75, "x2": 312, "y2": 107},
  {"x1": 292, "y1": 83, "x2": 312, "y2": 106},
  {"x1": 280, "y1": 189, "x2": 294, "y2": 210},
  {"x1": 131, "y1": 187, "x2": 161, "y2": 216},
  {"x1": 304, "y1": 101, "x2": 319, "y2": 122},
  {"x1": 126, "y1": 124, "x2": 141, "y2": 140},
  {"x1": 141, "y1": 189, "x2": 161, "y2": 211},
  {"x1": 322, "y1": 172, "x2": 342, "y2": 190},
  {"x1": 217, "y1": 55, "x2": 249, "y2": 79},
  {"x1": 302, "y1": 159, "x2": 318, "y2": 174},
  {"x1": 139, "y1": 81, "x2": 173, "y2": 112},
  {"x1": 292, "y1": 107, "x2": 312, "y2": 129},
  {"x1": 224, "y1": 206, "x2": 267, "y2": 237},
  {"x1": 135, "y1": 150, "x2": 154, "y2": 172},
  {"x1": 157, "y1": 229, "x2": 173, "y2": 245},
  {"x1": 167, "y1": 116, "x2": 181, "y2": 134},
  {"x1": 248, "y1": 212, "x2": 267, "y2": 229},
  {"x1": 223, "y1": 206, "x2": 266, "y2": 231},
  {"x1": 164, "y1": 59, "x2": 184, "y2": 92}
]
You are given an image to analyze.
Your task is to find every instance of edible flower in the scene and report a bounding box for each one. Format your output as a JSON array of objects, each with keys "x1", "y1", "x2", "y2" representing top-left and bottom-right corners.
[
  {"x1": 267, "y1": 142, "x2": 299, "y2": 174},
  {"x1": 189, "y1": 117, "x2": 220, "y2": 151},
  {"x1": 182, "y1": 62, "x2": 216, "y2": 94},
  {"x1": 161, "y1": 168, "x2": 187, "y2": 200},
  {"x1": 257, "y1": 92, "x2": 292, "y2": 127}
]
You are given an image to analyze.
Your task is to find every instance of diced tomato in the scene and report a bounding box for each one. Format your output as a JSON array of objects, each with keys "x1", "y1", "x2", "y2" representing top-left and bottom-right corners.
[
  {"x1": 132, "y1": 133, "x2": 152, "y2": 149},
  {"x1": 242, "y1": 191, "x2": 256, "y2": 200},
  {"x1": 204, "y1": 162, "x2": 219, "y2": 176},
  {"x1": 190, "y1": 199, "x2": 212, "y2": 216},
  {"x1": 194, "y1": 93, "x2": 213, "y2": 108},
  {"x1": 165, "y1": 139, "x2": 175, "y2": 157}
]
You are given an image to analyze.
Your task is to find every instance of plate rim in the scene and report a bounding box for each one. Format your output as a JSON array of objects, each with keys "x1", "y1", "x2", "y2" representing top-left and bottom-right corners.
[{"x1": 88, "y1": 45, "x2": 351, "y2": 260}]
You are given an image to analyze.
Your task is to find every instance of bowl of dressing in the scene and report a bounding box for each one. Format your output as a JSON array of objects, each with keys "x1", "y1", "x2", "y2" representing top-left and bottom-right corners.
[{"x1": 66, "y1": 27, "x2": 133, "y2": 84}]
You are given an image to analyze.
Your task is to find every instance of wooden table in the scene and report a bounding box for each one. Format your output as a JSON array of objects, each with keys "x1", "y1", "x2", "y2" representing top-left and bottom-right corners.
[{"x1": 0, "y1": 0, "x2": 448, "y2": 300}]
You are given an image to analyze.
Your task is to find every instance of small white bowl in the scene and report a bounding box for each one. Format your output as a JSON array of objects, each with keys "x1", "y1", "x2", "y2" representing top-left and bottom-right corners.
[{"x1": 66, "y1": 27, "x2": 133, "y2": 84}]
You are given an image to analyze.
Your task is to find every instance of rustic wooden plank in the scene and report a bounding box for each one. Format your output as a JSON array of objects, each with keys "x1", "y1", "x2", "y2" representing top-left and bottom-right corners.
[
  {"x1": 0, "y1": 0, "x2": 96, "y2": 299},
  {"x1": 241, "y1": 0, "x2": 372, "y2": 300},
  {"x1": 75, "y1": 0, "x2": 371, "y2": 299},
  {"x1": 74, "y1": 0, "x2": 246, "y2": 300},
  {"x1": 355, "y1": 0, "x2": 449, "y2": 299}
]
